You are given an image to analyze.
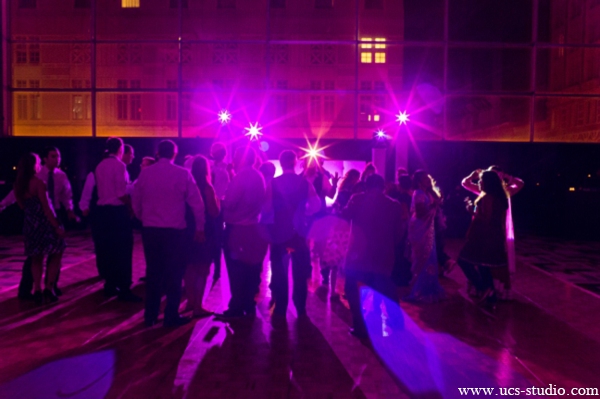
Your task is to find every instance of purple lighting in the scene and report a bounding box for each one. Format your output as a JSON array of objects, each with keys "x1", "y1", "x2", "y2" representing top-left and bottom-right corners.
[
  {"x1": 375, "y1": 129, "x2": 387, "y2": 139},
  {"x1": 301, "y1": 141, "x2": 326, "y2": 165},
  {"x1": 396, "y1": 110, "x2": 410, "y2": 125},
  {"x1": 218, "y1": 110, "x2": 232, "y2": 125},
  {"x1": 244, "y1": 122, "x2": 263, "y2": 141}
]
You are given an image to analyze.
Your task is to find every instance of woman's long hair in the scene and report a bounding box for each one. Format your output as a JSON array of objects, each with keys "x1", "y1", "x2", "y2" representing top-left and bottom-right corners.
[
  {"x1": 360, "y1": 163, "x2": 376, "y2": 182},
  {"x1": 477, "y1": 170, "x2": 508, "y2": 210},
  {"x1": 339, "y1": 169, "x2": 360, "y2": 192},
  {"x1": 14, "y1": 153, "x2": 38, "y2": 206},
  {"x1": 412, "y1": 169, "x2": 441, "y2": 199},
  {"x1": 191, "y1": 155, "x2": 211, "y2": 191}
]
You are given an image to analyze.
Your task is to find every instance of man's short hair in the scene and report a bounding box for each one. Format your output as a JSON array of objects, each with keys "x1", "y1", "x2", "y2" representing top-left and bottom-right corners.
[
  {"x1": 259, "y1": 161, "x2": 276, "y2": 179},
  {"x1": 157, "y1": 140, "x2": 177, "y2": 159},
  {"x1": 142, "y1": 156, "x2": 156, "y2": 165},
  {"x1": 210, "y1": 142, "x2": 227, "y2": 161},
  {"x1": 105, "y1": 137, "x2": 123, "y2": 155},
  {"x1": 279, "y1": 150, "x2": 296, "y2": 170},
  {"x1": 124, "y1": 144, "x2": 134, "y2": 155},
  {"x1": 366, "y1": 174, "x2": 385, "y2": 191},
  {"x1": 42, "y1": 146, "x2": 59, "y2": 159}
]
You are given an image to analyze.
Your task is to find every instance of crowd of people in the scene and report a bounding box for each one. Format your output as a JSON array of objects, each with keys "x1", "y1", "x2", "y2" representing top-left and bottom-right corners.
[{"x1": 1, "y1": 138, "x2": 523, "y2": 335}]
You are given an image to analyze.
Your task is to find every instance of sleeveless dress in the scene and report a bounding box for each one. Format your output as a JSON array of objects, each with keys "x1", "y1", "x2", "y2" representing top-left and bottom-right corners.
[{"x1": 23, "y1": 196, "x2": 66, "y2": 256}]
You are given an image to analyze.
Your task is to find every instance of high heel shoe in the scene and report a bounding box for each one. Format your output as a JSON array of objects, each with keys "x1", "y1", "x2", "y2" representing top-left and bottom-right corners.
[
  {"x1": 43, "y1": 288, "x2": 59, "y2": 303},
  {"x1": 33, "y1": 291, "x2": 43, "y2": 306}
]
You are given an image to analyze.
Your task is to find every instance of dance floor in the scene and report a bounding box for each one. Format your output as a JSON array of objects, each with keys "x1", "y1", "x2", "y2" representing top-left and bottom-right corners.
[{"x1": 1, "y1": 232, "x2": 600, "y2": 399}]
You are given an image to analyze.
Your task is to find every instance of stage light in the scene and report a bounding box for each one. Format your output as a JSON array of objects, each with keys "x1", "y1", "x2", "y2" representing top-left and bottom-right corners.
[
  {"x1": 301, "y1": 141, "x2": 325, "y2": 165},
  {"x1": 244, "y1": 122, "x2": 263, "y2": 141},
  {"x1": 218, "y1": 110, "x2": 231, "y2": 125},
  {"x1": 375, "y1": 129, "x2": 387, "y2": 139},
  {"x1": 259, "y1": 141, "x2": 269, "y2": 152},
  {"x1": 396, "y1": 110, "x2": 410, "y2": 125}
]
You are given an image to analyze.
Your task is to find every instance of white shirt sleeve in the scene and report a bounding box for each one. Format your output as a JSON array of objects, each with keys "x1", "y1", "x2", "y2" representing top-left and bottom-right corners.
[
  {"x1": 79, "y1": 172, "x2": 96, "y2": 212},
  {"x1": 306, "y1": 182, "x2": 322, "y2": 216},
  {"x1": 185, "y1": 172, "x2": 206, "y2": 231},
  {"x1": 0, "y1": 190, "x2": 17, "y2": 212},
  {"x1": 115, "y1": 162, "x2": 128, "y2": 200},
  {"x1": 59, "y1": 173, "x2": 74, "y2": 211}
]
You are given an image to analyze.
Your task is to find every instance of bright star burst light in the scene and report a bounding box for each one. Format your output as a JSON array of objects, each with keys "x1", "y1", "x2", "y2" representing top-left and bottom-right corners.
[
  {"x1": 244, "y1": 122, "x2": 263, "y2": 141},
  {"x1": 217, "y1": 110, "x2": 231, "y2": 124},
  {"x1": 301, "y1": 141, "x2": 326, "y2": 165},
  {"x1": 375, "y1": 129, "x2": 387, "y2": 139},
  {"x1": 396, "y1": 110, "x2": 410, "y2": 125}
]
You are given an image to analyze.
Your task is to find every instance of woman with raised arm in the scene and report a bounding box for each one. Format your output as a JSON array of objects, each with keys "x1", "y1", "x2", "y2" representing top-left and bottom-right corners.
[
  {"x1": 405, "y1": 170, "x2": 445, "y2": 302},
  {"x1": 458, "y1": 171, "x2": 509, "y2": 306},
  {"x1": 14, "y1": 153, "x2": 66, "y2": 305},
  {"x1": 462, "y1": 166, "x2": 524, "y2": 299}
]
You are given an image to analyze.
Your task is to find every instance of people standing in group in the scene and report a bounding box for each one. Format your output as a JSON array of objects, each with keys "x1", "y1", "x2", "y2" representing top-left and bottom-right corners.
[
  {"x1": 94, "y1": 137, "x2": 141, "y2": 302},
  {"x1": 209, "y1": 142, "x2": 230, "y2": 281},
  {"x1": 14, "y1": 153, "x2": 66, "y2": 305},
  {"x1": 342, "y1": 174, "x2": 405, "y2": 338},
  {"x1": 458, "y1": 170, "x2": 509, "y2": 306},
  {"x1": 405, "y1": 170, "x2": 445, "y2": 302},
  {"x1": 462, "y1": 166, "x2": 523, "y2": 300},
  {"x1": 269, "y1": 150, "x2": 321, "y2": 319},
  {"x1": 217, "y1": 146, "x2": 267, "y2": 318},
  {"x1": 1, "y1": 146, "x2": 75, "y2": 299},
  {"x1": 183, "y1": 155, "x2": 220, "y2": 318},
  {"x1": 353, "y1": 162, "x2": 377, "y2": 194},
  {"x1": 133, "y1": 140, "x2": 206, "y2": 327}
]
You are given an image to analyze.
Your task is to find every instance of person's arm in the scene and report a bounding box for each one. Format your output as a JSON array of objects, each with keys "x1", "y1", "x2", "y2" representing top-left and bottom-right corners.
[
  {"x1": 35, "y1": 179, "x2": 64, "y2": 237},
  {"x1": 505, "y1": 175, "x2": 524, "y2": 196},
  {"x1": 60, "y1": 174, "x2": 78, "y2": 220},
  {"x1": 185, "y1": 172, "x2": 206, "y2": 241},
  {"x1": 461, "y1": 170, "x2": 483, "y2": 195},
  {"x1": 115, "y1": 163, "x2": 130, "y2": 206},
  {"x1": 204, "y1": 185, "x2": 220, "y2": 218},
  {"x1": 322, "y1": 173, "x2": 336, "y2": 199},
  {"x1": 0, "y1": 190, "x2": 17, "y2": 213},
  {"x1": 79, "y1": 172, "x2": 95, "y2": 216},
  {"x1": 306, "y1": 182, "x2": 322, "y2": 216}
]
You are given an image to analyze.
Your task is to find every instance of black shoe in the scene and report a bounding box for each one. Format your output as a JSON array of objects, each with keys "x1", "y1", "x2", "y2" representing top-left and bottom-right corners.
[
  {"x1": 33, "y1": 291, "x2": 43, "y2": 306},
  {"x1": 103, "y1": 285, "x2": 119, "y2": 298},
  {"x1": 117, "y1": 291, "x2": 143, "y2": 303},
  {"x1": 18, "y1": 292, "x2": 34, "y2": 301},
  {"x1": 164, "y1": 316, "x2": 192, "y2": 327},
  {"x1": 54, "y1": 285, "x2": 63, "y2": 297},
  {"x1": 43, "y1": 288, "x2": 59, "y2": 304}
]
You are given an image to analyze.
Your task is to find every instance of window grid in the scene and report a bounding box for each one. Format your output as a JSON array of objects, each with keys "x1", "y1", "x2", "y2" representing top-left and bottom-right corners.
[{"x1": 4, "y1": 1, "x2": 600, "y2": 142}]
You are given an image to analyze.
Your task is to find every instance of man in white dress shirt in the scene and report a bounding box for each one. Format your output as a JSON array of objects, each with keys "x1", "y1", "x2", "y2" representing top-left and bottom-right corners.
[
  {"x1": 95, "y1": 137, "x2": 141, "y2": 302},
  {"x1": 0, "y1": 146, "x2": 76, "y2": 299},
  {"x1": 133, "y1": 140, "x2": 206, "y2": 327}
]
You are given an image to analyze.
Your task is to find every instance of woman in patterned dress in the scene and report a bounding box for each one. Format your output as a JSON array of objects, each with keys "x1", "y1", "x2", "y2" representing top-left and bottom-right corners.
[
  {"x1": 405, "y1": 170, "x2": 445, "y2": 302},
  {"x1": 14, "y1": 153, "x2": 66, "y2": 305}
]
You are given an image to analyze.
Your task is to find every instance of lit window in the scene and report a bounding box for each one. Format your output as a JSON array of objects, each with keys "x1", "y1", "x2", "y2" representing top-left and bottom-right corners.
[
  {"x1": 361, "y1": 52, "x2": 372, "y2": 63},
  {"x1": 374, "y1": 38, "x2": 386, "y2": 49},
  {"x1": 375, "y1": 53, "x2": 386, "y2": 63},
  {"x1": 73, "y1": 95, "x2": 84, "y2": 120},
  {"x1": 361, "y1": 38, "x2": 373, "y2": 49},
  {"x1": 122, "y1": 0, "x2": 140, "y2": 8}
]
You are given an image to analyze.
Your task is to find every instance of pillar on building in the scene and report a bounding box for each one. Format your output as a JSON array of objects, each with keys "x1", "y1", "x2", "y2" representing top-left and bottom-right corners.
[{"x1": 372, "y1": 147, "x2": 386, "y2": 179}]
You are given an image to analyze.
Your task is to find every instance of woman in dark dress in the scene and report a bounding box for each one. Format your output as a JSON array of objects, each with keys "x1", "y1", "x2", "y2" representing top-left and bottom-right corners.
[
  {"x1": 14, "y1": 153, "x2": 66, "y2": 305},
  {"x1": 458, "y1": 171, "x2": 508, "y2": 305},
  {"x1": 184, "y1": 155, "x2": 220, "y2": 317}
]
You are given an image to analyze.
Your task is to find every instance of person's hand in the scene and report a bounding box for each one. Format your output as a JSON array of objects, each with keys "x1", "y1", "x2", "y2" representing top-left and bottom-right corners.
[
  {"x1": 194, "y1": 230, "x2": 206, "y2": 243},
  {"x1": 332, "y1": 172, "x2": 340, "y2": 186},
  {"x1": 68, "y1": 210, "x2": 81, "y2": 223},
  {"x1": 82, "y1": 209, "x2": 90, "y2": 217}
]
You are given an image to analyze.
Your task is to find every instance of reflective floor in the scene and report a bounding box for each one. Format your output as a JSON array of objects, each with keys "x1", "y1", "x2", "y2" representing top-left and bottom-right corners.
[{"x1": 0, "y1": 232, "x2": 599, "y2": 399}]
